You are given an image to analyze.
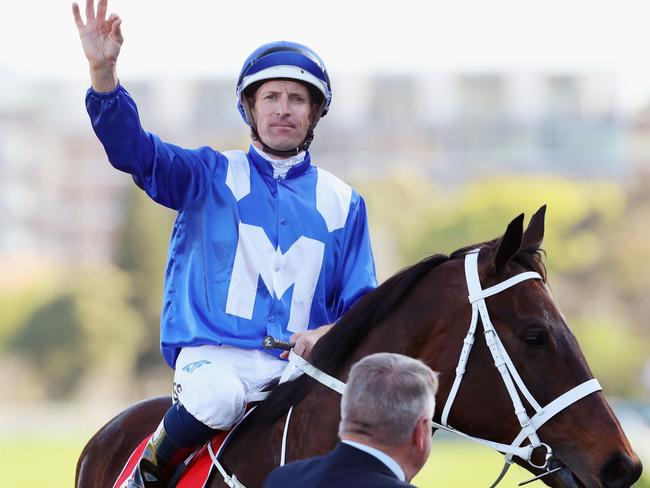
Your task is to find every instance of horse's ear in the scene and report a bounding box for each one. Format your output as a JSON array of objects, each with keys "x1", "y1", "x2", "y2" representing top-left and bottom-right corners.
[
  {"x1": 522, "y1": 205, "x2": 546, "y2": 250},
  {"x1": 494, "y1": 213, "x2": 524, "y2": 273}
]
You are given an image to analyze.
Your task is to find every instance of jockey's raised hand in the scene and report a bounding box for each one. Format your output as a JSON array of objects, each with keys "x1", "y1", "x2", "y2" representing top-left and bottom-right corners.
[{"x1": 72, "y1": 0, "x2": 123, "y2": 92}]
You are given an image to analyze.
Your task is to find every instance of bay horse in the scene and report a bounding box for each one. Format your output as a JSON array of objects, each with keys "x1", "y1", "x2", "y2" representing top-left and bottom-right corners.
[{"x1": 76, "y1": 206, "x2": 642, "y2": 487}]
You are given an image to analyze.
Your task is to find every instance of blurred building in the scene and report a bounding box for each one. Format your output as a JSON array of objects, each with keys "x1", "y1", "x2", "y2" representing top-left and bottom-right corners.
[
  {"x1": 0, "y1": 78, "x2": 125, "y2": 268},
  {"x1": 0, "y1": 70, "x2": 642, "y2": 273},
  {"x1": 539, "y1": 74, "x2": 623, "y2": 177}
]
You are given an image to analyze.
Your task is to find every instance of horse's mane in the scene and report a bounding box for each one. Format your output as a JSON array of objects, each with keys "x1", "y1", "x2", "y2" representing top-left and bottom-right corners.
[{"x1": 249, "y1": 237, "x2": 546, "y2": 430}]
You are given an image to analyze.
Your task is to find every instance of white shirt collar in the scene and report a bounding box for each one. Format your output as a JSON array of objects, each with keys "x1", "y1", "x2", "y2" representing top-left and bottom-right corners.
[
  {"x1": 341, "y1": 440, "x2": 406, "y2": 482},
  {"x1": 250, "y1": 144, "x2": 306, "y2": 179}
]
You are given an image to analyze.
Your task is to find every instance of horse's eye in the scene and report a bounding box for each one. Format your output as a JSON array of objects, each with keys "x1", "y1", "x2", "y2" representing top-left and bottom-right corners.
[{"x1": 522, "y1": 331, "x2": 546, "y2": 349}]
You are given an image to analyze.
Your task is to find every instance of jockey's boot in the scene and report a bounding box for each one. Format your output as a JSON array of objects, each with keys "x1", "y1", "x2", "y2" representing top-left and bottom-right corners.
[
  {"x1": 128, "y1": 423, "x2": 195, "y2": 488},
  {"x1": 129, "y1": 403, "x2": 218, "y2": 488}
]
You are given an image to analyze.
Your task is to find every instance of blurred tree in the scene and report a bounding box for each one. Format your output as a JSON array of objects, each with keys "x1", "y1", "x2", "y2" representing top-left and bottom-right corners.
[
  {"x1": 600, "y1": 181, "x2": 650, "y2": 302},
  {"x1": 0, "y1": 280, "x2": 59, "y2": 350},
  {"x1": 10, "y1": 293, "x2": 82, "y2": 399},
  {"x1": 359, "y1": 173, "x2": 625, "y2": 272},
  {"x1": 9, "y1": 266, "x2": 143, "y2": 400},
  {"x1": 573, "y1": 316, "x2": 649, "y2": 398},
  {"x1": 354, "y1": 168, "x2": 444, "y2": 280},
  {"x1": 74, "y1": 267, "x2": 147, "y2": 384},
  {"x1": 114, "y1": 186, "x2": 175, "y2": 372},
  {"x1": 407, "y1": 176, "x2": 624, "y2": 272},
  {"x1": 359, "y1": 172, "x2": 649, "y2": 398}
]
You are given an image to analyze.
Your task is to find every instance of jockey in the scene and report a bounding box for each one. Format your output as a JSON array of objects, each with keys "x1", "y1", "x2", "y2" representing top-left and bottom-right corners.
[{"x1": 73, "y1": 1, "x2": 377, "y2": 487}]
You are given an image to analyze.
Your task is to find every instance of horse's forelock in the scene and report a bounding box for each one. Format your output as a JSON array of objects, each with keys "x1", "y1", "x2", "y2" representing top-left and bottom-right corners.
[
  {"x1": 451, "y1": 237, "x2": 547, "y2": 281},
  {"x1": 516, "y1": 245, "x2": 547, "y2": 281}
]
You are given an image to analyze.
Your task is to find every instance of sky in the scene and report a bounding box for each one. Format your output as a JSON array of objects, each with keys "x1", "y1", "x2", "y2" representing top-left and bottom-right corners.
[{"x1": 4, "y1": 0, "x2": 650, "y2": 110}]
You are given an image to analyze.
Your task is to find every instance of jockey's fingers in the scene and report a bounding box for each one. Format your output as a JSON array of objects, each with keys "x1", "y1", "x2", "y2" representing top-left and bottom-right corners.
[
  {"x1": 97, "y1": 0, "x2": 108, "y2": 21},
  {"x1": 85, "y1": 0, "x2": 95, "y2": 22},
  {"x1": 293, "y1": 339, "x2": 306, "y2": 356},
  {"x1": 72, "y1": 3, "x2": 85, "y2": 29},
  {"x1": 110, "y1": 17, "x2": 123, "y2": 43}
]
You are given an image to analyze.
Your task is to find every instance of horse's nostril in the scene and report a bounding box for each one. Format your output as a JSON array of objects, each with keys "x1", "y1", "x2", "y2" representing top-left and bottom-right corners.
[{"x1": 599, "y1": 452, "x2": 642, "y2": 488}]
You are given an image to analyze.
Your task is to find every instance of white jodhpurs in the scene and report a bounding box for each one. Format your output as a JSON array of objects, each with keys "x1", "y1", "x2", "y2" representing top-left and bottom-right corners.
[{"x1": 173, "y1": 345, "x2": 287, "y2": 430}]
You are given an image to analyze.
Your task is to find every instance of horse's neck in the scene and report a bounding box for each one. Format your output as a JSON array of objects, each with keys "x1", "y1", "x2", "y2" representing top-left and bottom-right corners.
[{"x1": 339, "y1": 272, "x2": 470, "y2": 398}]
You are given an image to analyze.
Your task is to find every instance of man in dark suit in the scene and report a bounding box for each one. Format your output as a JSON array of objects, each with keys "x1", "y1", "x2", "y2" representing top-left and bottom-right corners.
[{"x1": 264, "y1": 353, "x2": 439, "y2": 488}]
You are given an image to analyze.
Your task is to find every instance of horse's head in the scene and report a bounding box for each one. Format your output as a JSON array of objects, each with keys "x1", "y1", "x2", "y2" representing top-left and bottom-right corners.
[
  {"x1": 424, "y1": 206, "x2": 642, "y2": 488},
  {"x1": 248, "y1": 205, "x2": 642, "y2": 487}
]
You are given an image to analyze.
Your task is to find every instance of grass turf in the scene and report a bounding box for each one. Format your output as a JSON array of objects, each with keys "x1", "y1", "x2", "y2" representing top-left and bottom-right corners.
[{"x1": 1, "y1": 436, "x2": 647, "y2": 487}]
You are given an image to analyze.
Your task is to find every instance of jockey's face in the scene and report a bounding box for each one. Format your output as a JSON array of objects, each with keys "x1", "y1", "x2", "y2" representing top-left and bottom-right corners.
[{"x1": 250, "y1": 79, "x2": 317, "y2": 155}]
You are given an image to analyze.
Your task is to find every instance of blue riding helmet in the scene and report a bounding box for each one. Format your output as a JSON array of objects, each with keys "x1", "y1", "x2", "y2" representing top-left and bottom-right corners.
[{"x1": 236, "y1": 41, "x2": 333, "y2": 125}]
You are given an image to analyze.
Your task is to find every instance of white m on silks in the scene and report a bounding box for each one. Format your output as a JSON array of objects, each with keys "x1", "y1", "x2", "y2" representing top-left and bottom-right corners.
[{"x1": 226, "y1": 223, "x2": 325, "y2": 332}]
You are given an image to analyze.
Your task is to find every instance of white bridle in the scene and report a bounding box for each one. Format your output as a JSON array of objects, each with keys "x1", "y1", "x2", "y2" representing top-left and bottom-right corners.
[{"x1": 430, "y1": 249, "x2": 602, "y2": 486}]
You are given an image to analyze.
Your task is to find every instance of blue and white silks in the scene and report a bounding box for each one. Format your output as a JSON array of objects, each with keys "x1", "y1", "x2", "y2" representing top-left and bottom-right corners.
[{"x1": 85, "y1": 84, "x2": 377, "y2": 368}]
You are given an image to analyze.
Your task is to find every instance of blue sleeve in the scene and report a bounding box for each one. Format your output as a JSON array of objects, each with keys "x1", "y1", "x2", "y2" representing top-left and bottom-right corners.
[
  {"x1": 85, "y1": 84, "x2": 223, "y2": 210},
  {"x1": 334, "y1": 195, "x2": 378, "y2": 318}
]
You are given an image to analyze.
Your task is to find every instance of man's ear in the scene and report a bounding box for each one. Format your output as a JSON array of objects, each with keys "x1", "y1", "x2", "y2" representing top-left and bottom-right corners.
[{"x1": 412, "y1": 416, "x2": 428, "y2": 451}]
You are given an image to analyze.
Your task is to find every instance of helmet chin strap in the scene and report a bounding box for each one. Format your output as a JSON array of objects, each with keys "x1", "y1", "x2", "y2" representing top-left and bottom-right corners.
[{"x1": 244, "y1": 97, "x2": 325, "y2": 158}]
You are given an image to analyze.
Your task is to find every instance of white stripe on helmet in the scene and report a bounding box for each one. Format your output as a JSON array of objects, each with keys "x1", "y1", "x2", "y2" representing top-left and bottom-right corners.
[{"x1": 239, "y1": 65, "x2": 329, "y2": 99}]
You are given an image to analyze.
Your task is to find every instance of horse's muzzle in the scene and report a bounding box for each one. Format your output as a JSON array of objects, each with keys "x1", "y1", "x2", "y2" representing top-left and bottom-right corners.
[
  {"x1": 598, "y1": 452, "x2": 643, "y2": 488},
  {"x1": 553, "y1": 452, "x2": 643, "y2": 488}
]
